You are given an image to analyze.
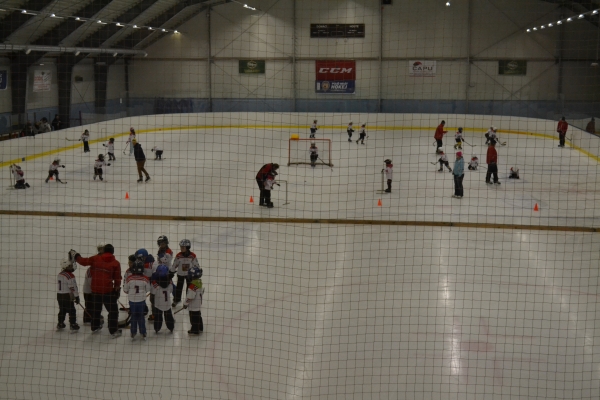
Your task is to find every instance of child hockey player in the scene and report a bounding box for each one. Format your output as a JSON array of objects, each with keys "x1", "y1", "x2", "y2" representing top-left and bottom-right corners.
[
  {"x1": 170, "y1": 239, "x2": 201, "y2": 307},
  {"x1": 80, "y1": 130, "x2": 90, "y2": 153},
  {"x1": 183, "y1": 266, "x2": 204, "y2": 335},
  {"x1": 126, "y1": 128, "x2": 136, "y2": 155},
  {"x1": 56, "y1": 259, "x2": 80, "y2": 332},
  {"x1": 155, "y1": 236, "x2": 173, "y2": 271},
  {"x1": 468, "y1": 156, "x2": 479, "y2": 171},
  {"x1": 310, "y1": 120, "x2": 318, "y2": 138},
  {"x1": 263, "y1": 172, "x2": 279, "y2": 208},
  {"x1": 45, "y1": 159, "x2": 66, "y2": 183},
  {"x1": 124, "y1": 259, "x2": 150, "y2": 340},
  {"x1": 347, "y1": 122, "x2": 354, "y2": 142},
  {"x1": 485, "y1": 126, "x2": 497, "y2": 145},
  {"x1": 454, "y1": 127, "x2": 463, "y2": 149},
  {"x1": 309, "y1": 142, "x2": 318, "y2": 167},
  {"x1": 509, "y1": 167, "x2": 520, "y2": 179},
  {"x1": 93, "y1": 154, "x2": 111, "y2": 181},
  {"x1": 557, "y1": 117, "x2": 568, "y2": 147},
  {"x1": 103, "y1": 138, "x2": 116, "y2": 161},
  {"x1": 151, "y1": 145, "x2": 164, "y2": 160},
  {"x1": 382, "y1": 159, "x2": 393, "y2": 193},
  {"x1": 134, "y1": 248, "x2": 155, "y2": 320},
  {"x1": 438, "y1": 150, "x2": 452, "y2": 172},
  {"x1": 356, "y1": 124, "x2": 367, "y2": 145},
  {"x1": 151, "y1": 265, "x2": 175, "y2": 334},
  {"x1": 434, "y1": 121, "x2": 448, "y2": 153},
  {"x1": 10, "y1": 164, "x2": 29, "y2": 189}
]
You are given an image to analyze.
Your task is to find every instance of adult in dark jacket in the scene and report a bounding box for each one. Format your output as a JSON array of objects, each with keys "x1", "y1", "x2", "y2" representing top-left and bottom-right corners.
[
  {"x1": 132, "y1": 138, "x2": 150, "y2": 182},
  {"x1": 51, "y1": 114, "x2": 62, "y2": 131},
  {"x1": 256, "y1": 163, "x2": 279, "y2": 206},
  {"x1": 71, "y1": 244, "x2": 123, "y2": 336},
  {"x1": 485, "y1": 142, "x2": 500, "y2": 185}
]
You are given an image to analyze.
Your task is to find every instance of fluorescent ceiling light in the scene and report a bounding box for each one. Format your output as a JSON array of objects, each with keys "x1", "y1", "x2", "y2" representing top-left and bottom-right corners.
[
  {"x1": 243, "y1": 4, "x2": 256, "y2": 10},
  {"x1": 133, "y1": 25, "x2": 138, "y2": 28},
  {"x1": 25, "y1": 49, "x2": 31, "y2": 54},
  {"x1": 548, "y1": 23, "x2": 553, "y2": 27},
  {"x1": 594, "y1": 10, "x2": 599, "y2": 15},
  {"x1": 557, "y1": 20, "x2": 563, "y2": 25},
  {"x1": 148, "y1": 27, "x2": 153, "y2": 30},
  {"x1": 541, "y1": 25, "x2": 545, "y2": 29},
  {"x1": 162, "y1": 28, "x2": 166, "y2": 32},
  {"x1": 526, "y1": 29, "x2": 531, "y2": 32},
  {"x1": 567, "y1": 17, "x2": 573, "y2": 21},
  {"x1": 116, "y1": 23, "x2": 124, "y2": 27},
  {"x1": 113, "y1": 53, "x2": 118, "y2": 57},
  {"x1": 533, "y1": 27, "x2": 538, "y2": 30},
  {"x1": 75, "y1": 51, "x2": 80, "y2": 56},
  {"x1": 174, "y1": 30, "x2": 179, "y2": 33},
  {"x1": 445, "y1": 1, "x2": 451, "y2": 6},
  {"x1": 578, "y1": 14, "x2": 585, "y2": 19},
  {"x1": 97, "y1": 20, "x2": 107, "y2": 24}
]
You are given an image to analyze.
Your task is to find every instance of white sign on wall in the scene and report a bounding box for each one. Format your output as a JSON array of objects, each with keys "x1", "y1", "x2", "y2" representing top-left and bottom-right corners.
[
  {"x1": 409, "y1": 60, "x2": 436, "y2": 77},
  {"x1": 33, "y1": 70, "x2": 52, "y2": 92}
]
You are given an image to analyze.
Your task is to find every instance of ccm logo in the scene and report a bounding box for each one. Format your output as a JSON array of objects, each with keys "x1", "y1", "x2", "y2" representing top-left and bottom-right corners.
[{"x1": 318, "y1": 68, "x2": 353, "y2": 73}]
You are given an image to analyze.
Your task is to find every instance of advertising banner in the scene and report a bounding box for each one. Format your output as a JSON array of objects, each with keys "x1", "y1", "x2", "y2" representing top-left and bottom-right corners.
[
  {"x1": 0, "y1": 70, "x2": 6, "y2": 90},
  {"x1": 33, "y1": 70, "x2": 51, "y2": 92},
  {"x1": 315, "y1": 60, "x2": 356, "y2": 94},
  {"x1": 499, "y1": 60, "x2": 527, "y2": 75},
  {"x1": 239, "y1": 60, "x2": 266, "y2": 74},
  {"x1": 409, "y1": 60, "x2": 436, "y2": 77}
]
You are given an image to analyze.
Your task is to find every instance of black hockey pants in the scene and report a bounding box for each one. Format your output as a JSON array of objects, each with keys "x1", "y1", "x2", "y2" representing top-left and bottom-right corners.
[
  {"x1": 189, "y1": 311, "x2": 204, "y2": 333},
  {"x1": 57, "y1": 293, "x2": 76, "y2": 324},
  {"x1": 486, "y1": 163, "x2": 499, "y2": 183},
  {"x1": 174, "y1": 274, "x2": 191, "y2": 303},
  {"x1": 153, "y1": 308, "x2": 175, "y2": 332}
]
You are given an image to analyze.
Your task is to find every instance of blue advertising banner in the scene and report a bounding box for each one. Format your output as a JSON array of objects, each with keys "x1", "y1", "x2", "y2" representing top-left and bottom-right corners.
[
  {"x1": 315, "y1": 80, "x2": 355, "y2": 94},
  {"x1": 0, "y1": 70, "x2": 7, "y2": 90}
]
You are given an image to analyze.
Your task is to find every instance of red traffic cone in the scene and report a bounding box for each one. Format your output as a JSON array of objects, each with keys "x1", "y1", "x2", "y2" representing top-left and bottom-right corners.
[
  {"x1": 377, "y1": 199, "x2": 382, "y2": 207},
  {"x1": 534, "y1": 203, "x2": 539, "y2": 211},
  {"x1": 249, "y1": 196, "x2": 254, "y2": 204},
  {"x1": 125, "y1": 192, "x2": 130, "y2": 200}
]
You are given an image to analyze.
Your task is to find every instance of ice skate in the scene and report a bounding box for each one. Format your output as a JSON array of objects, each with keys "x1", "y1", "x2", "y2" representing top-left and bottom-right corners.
[
  {"x1": 56, "y1": 322, "x2": 66, "y2": 330},
  {"x1": 267, "y1": 202, "x2": 274, "y2": 208},
  {"x1": 93, "y1": 175, "x2": 96, "y2": 180},
  {"x1": 494, "y1": 181, "x2": 501, "y2": 185},
  {"x1": 142, "y1": 334, "x2": 147, "y2": 341},
  {"x1": 137, "y1": 178, "x2": 143, "y2": 182},
  {"x1": 172, "y1": 300, "x2": 179, "y2": 307},
  {"x1": 131, "y1": 333, "x2": 136, "y2": 340},
  {"x1": 145, "y1": 176, "x2": 151, "y2": 182},
  {"x1": 438, "y1": 169, "x2": 443, "y2": 172},
  {"x1": 70, "y1": 323, "x2": 80, "y2": 332},
  {"x1": 99, "y1": 177, "x2": 103, "y2": 181},
  {"x1": 111, "y1": 329, "x2": 122, "y2": 338},
  {"x1": 188, "y1": 330, "x2": 200, "y2": 336},
  {"x1": 384, "y1": 189, "x2": 391, "y2": 193},
  {"x1": 486, "y1": 181, "x2": 492, "y2": 184}
]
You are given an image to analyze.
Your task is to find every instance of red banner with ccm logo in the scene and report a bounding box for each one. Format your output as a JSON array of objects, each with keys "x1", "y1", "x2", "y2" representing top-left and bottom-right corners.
[{"x1": 316, "y1": 60, "x2": 356, "y2": 81}]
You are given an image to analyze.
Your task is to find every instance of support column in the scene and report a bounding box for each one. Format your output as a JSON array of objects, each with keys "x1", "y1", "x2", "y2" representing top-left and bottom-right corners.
[
  {"x1": 94, "y1": 56, "x2": 110, "y2": 115},
  {"x1": 10, "y1": 54, "x2": 28, "y2": 127},
  {"x1": 57, "y1": 54, "x2": 75, "y2": 128},
  {"x1": 466, "y1": 0, "x2": 472, "y2": 114},
  {"x1": 292, "y1": 0, "x2": 297, "y2": 112},
  {"x1": 379, "y1": 3, "x2": 383, "y2": 113},
  {"x1": 557, "y1": 8, "x2": 565, "y2": 115},
  {"x1": 124, "y1": 57, "x2": 130, "y2": 115},
  {"x1": 208, "y1": 7, "x2": 213, "y2": 112}
]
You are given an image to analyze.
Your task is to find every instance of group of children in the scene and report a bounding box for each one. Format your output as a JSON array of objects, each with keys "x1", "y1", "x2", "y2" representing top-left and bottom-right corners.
[{"x1": 56, "y1": 236, "x2": 205, "y2": 339}]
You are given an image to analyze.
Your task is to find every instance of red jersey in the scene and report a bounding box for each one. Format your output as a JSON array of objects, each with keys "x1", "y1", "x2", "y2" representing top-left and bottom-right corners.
[
  {"x1": 434, "y1": 124, "x2": 448, "y2": 140},
  {"x1": 486, "y1": 146, "x2": 498, "y2": 164},
  {"x1": 256, "y1": 163, "x2": 275, "y2": 179},
  {"x1": 557, "y1": 120, "x2": 568, "y2": 134},
  {"x1": 76, "y1": 253, "x2": 122, "y2": 294}
]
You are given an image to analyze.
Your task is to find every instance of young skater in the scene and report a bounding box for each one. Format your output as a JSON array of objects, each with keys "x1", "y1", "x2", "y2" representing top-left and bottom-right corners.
[
  {"x1": 10, "y1": 164, "x2": 29, "y2": 189},
  {"x1": 509, "y1": 167, "x2": 520, "y2": 179},
  {"x1": 126, "y1": 128, "x2": 136, "y2": 156},
  {"x1": 485, "y1": 126, "x2": 497, "y2": 145},
  {"x1": 93, "y1": 154, "x2": 111, "y2": 181},
  {"x1": 45, "y1": 159, "x2": 66, "y2": 183},
  {"x1": 557, "y1": 117, "x2": 568, "y2": 147},
  {"x1": 454, "y1": 127, "x2": 463, "y2": 150},
  {"x1": 434, "y1": 121, "x2": 448, "y2": 153},
  {"x1": 151, "y1": 265, "x2": 175, "y2": 334},
  {"x1": 309, "y1": 142, "x2": 318, "y2": 167},
  {"x1": 183, "y1": 266, "x2": 204, "y2": 335},
  {"x1": 80, "y1": 130, "x2": 90, "y2": 153},
  {"x1": 155, "y1": 236, "x2": 174, "y2": 271},
  {"x1": 134, "y1": 248, "x2": 155, "y2": 320},
  {"x1": 347, "y1": 122, "x2": 354, "y2": 142},
  {"x1": 382, "y1": 159, "x2": 393, "y2": 193},
  {"x1": 170, "y1": 239, "x2": 201, "y2": 307},
  {"x1": 438, "y1": 150, "x2": 452, "y2": 172},
  {"x1": 310, "y1": 120, "x2": 318, "y2": 138},
  {"x1": 452, "y1": 152, "x2": 465, "y2": 198},
  {"x1": 151, "y1": 145, "x2": 164, "y2": 160},
  {"x1": 468, "y1": 156, "x2": 479, "y2": 171},
  {"x1": 123, "y1": 260, "x2": 150, "y2": 340},
  {"x1": 103, "y1": 138, "x2": 116, "y2": 161},
  {"x1": 356, "y1": 124, "x2": 367, "y2": 145},
  {"x1": 263, "y1": 172, "x2": 279, "y2": 208},
  {"x1": 56, "y1": 259, "x2": 80, "y2": 332}
]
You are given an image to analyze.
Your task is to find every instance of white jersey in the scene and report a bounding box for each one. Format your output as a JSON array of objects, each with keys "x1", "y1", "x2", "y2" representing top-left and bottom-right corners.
[
  {"x1": 105, "y1": 142, "x2": 115, "y2": 152},
  {"x1": 152, "y1": 145, "x2": 162, "y2": 152},
  {"x1": 151, "y1": 282, "x2": 173, "y2": 311},
  {"x1": 469, "y1": 159, "x2": 479, "y2": 168},
  {"x1": 309, "y1": 147, "x2": 318, "y2": 155},
  {"x1": 347, "y1": 124, "x2": 354, "y2": 133},
  {"x1": 81, "y1": 132, "x2": 89, "y2": 142},
  {"x1": 264, "y1": 178, "x2": 276, "y2": 191},
  {"x1": 152, "y1": 248, "x2": 174, "y2": 273},
  {"x1": 439, "y1": 154, "x2": 449, "y2": 163},
  {"x1": 123, "y1": 275, "x2": 150, "y2": 303},
  {"x1": 185, "y1": 280, "x2": 204, "y2": 311},
  {"x1": 94, "y1": 159, "x2": 108, "y2": 169},
  {"x1": 127, "y1": 133, "x2": 136, "y2": 143},
  {"x1": 170, "y1": 251, "x2": 201, "y2": 277},
  {"x1": 455, "y1": 131, "x2": 463, "y2": 140},
  {"x1": 486, "y1": 129, "x2": 497, "y2": 140},
  {"x1": 10, "y1": 166, "x2": 23, "y2": 181},
  {"x1": 385, "y1": 165, "x2": 393, "y2": 180},
  {"x1": 311, "y1": 123, "x2": 318, "y2": 131},
  {"x1": 49, "y1": 163, "x2": 61, "y2": 172},
  {"x1": 359, "y1": 127, "x2": 366, "y2": 136},
  {"x1": 83, "y1": 268, "x2": 92, "y2": 294},
  {"x1": 57, "y1": 271, "x2": 79, "y2": 297}
]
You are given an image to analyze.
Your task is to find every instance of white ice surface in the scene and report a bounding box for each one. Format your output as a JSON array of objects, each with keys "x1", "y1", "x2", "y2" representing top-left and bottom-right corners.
[{"x1": 0, "y1": 127, "x2": 599, "y2": 400}]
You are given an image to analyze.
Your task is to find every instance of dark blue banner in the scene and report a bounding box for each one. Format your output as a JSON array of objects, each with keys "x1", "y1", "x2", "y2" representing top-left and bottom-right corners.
[
  {"x1": 315, "y1": 80, "x2": 355, "y2": 94},
  {"x1": 0, "y1": 70, "x2": 7, "y2": 90}
]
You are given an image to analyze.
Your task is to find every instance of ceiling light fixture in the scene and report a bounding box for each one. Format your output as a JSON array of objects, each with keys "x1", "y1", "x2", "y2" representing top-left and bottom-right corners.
[
  {"x1": 113, "y1": 53, "x2": 118, "y2": 57},
  {"x1": 148, "y1": 27, "x2": 153, "y2": 30},
  {"x1": 75, "y1": 51, "x2": 80, "y2": 56},
  {"x1": 174, "y1": 30, "x2": 179, "y2": 33},
  {"x1": 557, "y1": 20, "x2": 563, "y2": 25},
  {"x1": 161, "y1": 28, "x2": 166, "y2": 32},
  {"x1": 25, "y1": 49, "x2": 31, "y2": 54},
  {"x1": 445, "y1": 1, "x2": 451, "y2": 6},
  {"x1": 567, "y1": 17, "x2": 573, "y2": 22},
  {"x1": 116, "y1": 23, "x2": 124, "y2": 27},
  {"x1": 526, "y1": 29, "x2": 531, "y2": 32},
  {"x1": 594, "y1": 10, "x2": 599, "y2": 15},
  {"x1": 578, "y1": 14, "x2": 585, "y2": 19},
  {"x1": 243, "y1": 4, "x2": 257, "y2": 10},
  {"x1": 133, "y1": 25, "x2": 138, "y2": 28}
]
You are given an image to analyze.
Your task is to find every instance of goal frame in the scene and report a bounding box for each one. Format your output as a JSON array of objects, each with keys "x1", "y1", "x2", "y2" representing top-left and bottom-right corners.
[{"x1": 288, "y1": 138, "x2": 333, "y2": 167}]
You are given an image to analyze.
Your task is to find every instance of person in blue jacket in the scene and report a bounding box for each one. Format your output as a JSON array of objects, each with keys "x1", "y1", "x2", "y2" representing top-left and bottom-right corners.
[{"x1": 452, "y1": 151, "x2": 465, "y2": 198}]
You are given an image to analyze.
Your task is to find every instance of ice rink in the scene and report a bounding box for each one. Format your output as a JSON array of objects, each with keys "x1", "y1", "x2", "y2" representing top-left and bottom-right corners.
[{"x1": 0, "y1": 122, "x2": 599, "y2": 399}]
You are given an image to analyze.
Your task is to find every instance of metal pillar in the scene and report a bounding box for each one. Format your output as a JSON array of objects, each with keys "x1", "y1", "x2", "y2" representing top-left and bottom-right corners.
[
  {"x1": 292, "y1": 0, "x2": 297, "y2": 112},
  {"x1": 208, "y1": 7, "x2": 213, "y2": 112},
  {"x1": 379, "y1": 4, "x2": 383, "y2": 113},
  {"x1": 466, "y1": 0, "x2": 472, "y2": 114},
  {"x1": 557, "y1": 8, "x2": 565, "y2": 115}
]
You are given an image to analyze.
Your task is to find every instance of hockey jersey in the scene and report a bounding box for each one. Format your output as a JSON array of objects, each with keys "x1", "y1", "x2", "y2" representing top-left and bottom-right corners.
[
  {"x1": 152, "y1": 145, "x2": 162, "y2": 152},
  {"x1": 126, "y1": 133, "x2": 136, "y2": 143},
  {"x1": 486, "y1": 129, "x2": 497, "y2": 140},
  {"x1": 81, "y1": 132, "x2": 90, "y2": 142},
  {"x1": 469, "y1": 158, "x2": 479, "y2": 168},
  {"x1": 94, "y1": 159, "x2": 109, "y2": 169},
  {"x1": 151, "y1": 281, "x2": 173, "y2": 311},
  {"x1": 105, "y1": 142, "x2": 115, "y2": 152},
  {"x1": 455, "y1": 131, "x2": 463, "y2": 140},
  {"x1": 310, "y1": 123, "x2": 318, "y2": 131},
  {"x1": 358, "y1": 127, "x2": 366, "y2": 136},
  {"x1": 385, "y1": 164, "x2": 393, "y2": 180},
  {"x1": 10, "y1": 166, "x2": 24, "y2": 181},
  {"x1": 57, "y1": 271, "x2": 79, "y2": 297},
  {"x1": 142, "y1": 254, "x2": 156, "y2": 278},
  {"x1": 439, "y1": 154, "x2": 449, "y2": 163},
  {"x1": 185, "y1": 279, "x2": 204, "y2": 311},
  {"x1": 49, "y1": 163, "x2": 61, "y2": 172},
  {"x1": 170, "y1": 251, "x2": 200, "y2": 277},
  {"x1": 264, "y1": 176, "x2": 276, "y2": 191},
  {"x1": 309, "y1": 146, "x2": 318, "y2": 155},
  {"x1": 123, "y1": 275, "x2": 150, "y2": 302},
  {"x1": 347, "y1": 124, "x2": 354, "y2": 133},
  {"x1": 152, "y1": 248, "x2": 174, "y2": 274}
]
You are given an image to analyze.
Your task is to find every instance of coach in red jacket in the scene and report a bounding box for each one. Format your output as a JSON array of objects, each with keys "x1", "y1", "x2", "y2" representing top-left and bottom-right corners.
[
  {"x1": 485, "y1": 142, "x2": 500, "y2": 185},
  {"x1": 256, "y1": 163, "x2": 279, "y2": 207},
  {"x1": 434, "y1": 120, "x2": 448, "y2": 153},
  {"x1": 557, "y1": 117, "x2": 568, "y2": 147},
  {"x1": 71, "y1": 244, "x2": 122, "y2": 336}
]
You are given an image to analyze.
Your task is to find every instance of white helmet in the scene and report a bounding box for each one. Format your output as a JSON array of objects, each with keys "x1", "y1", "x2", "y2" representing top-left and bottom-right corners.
[
  {"x1": 492, "y1": 126, "x2": 497, "y2": 131},
  {"x1": 97, "y1": 241, "x2": 106, "y2": 253},
  {"x1": 61, "y1": 259, "x2": 76, "y2": 271},
  {"x1": 54, "y1": 158, "x2": 61, "y2": 163}
]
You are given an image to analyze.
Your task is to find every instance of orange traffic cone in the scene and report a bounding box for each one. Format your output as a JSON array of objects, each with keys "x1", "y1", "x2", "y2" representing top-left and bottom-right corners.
[
  {"x1": 249, "y1": 196, "x2": 254, "y2": 204},
  {"x1": 378, "y1": 199, "x2": 382, "y2": 207},
  {"x1": 125, "y1": 192, "x2": 130, "y2": 200},
  {"x1": 534, "y1": 203, "x2": 539, "y2": 211},
  {"x1": 49, "y1": 176, "x2": 54, "y2": 180}
]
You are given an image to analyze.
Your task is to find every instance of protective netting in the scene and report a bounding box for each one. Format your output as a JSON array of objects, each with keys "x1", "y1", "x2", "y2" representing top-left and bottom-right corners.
[{"x1": 1, "y1": 0, "x2": 600, "y2": 399}]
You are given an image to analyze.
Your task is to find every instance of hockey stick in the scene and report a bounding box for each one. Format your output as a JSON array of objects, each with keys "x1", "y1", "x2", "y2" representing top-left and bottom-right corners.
[
  {"x1": 462, "y1": 139, "x2": 475, "y2": 147},
  {"x1": 123, "y1": 142, "x2": 129, "y2": 155},
  {"x1": 77, "y1": 303, "x2": 93, "y2": 320},
  {"x1": 65, "y1": 138, "x2": 78, "y2": 141},
  {"x1": 376, "y1": 170, "x2": 385, "y2": 193},
  {"x1": 118, "y1": 300, "x2": 129, "y2": 311},
  {"x1": 173, "y1": 307, "x2": 186, "y2": 315},
  {"x1": 317, "y1": 156, "x2": 333, "y2": 170}
]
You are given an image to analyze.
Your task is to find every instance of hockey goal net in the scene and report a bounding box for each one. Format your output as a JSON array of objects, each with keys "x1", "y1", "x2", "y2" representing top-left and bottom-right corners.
[{"x1": 288, "y1": 138, "x2": 333, "y2": 166}]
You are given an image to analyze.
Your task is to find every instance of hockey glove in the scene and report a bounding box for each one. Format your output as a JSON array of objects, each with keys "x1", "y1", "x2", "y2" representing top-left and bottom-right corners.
[
  {"x1": 113, "y1": 289, "x2": 121, "y2": 300},
  {"x1": 107, "y1": 164, "x2": 111, "y2": 166},
  {"x1": 61, "y1": 165, "x2": 65, "y2": 168},
  {"x1": 168, "y1": 272, "x2": 175, "y2": 280},
  {"x1": 183, "y1": 305, "x2": 188, "y2": 309},
  {"x1": 276, "y1": 183, "x2": 281, "y2": 187},
  {"x1": 75, "y1": 296, "x2": 80, "y2": 305},
  {"x1": 102, "y1": 144, "x2": 106, "y2": 147}
]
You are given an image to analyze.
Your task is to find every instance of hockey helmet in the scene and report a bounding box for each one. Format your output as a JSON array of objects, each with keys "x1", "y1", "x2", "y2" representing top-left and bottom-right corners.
[
  {"x1": 179, "y1": 239, "x2": 191, "y2": 249},
  {"x1": 131, "y1": 138, "x2": 138, "y2": 144},
  {"x1": 491, "y1": 126, "x2": 497, "y2": 131},
  {"x1": 384, "y1": 159, "x2": 392, "y2": 164},
  {"x1": 438, "y1": 148, "x2": 444, "y2": 154},
  {"x1": 157, "y1": 235, "x2": 169, "y2": 246},
  {"x1": 97, "y1": 241, "x2": 106, "y2": 252},
  {"x1": 135, "y1": 248, "x2": 148, "y2": 260},
  {"x1": 128, "y1": 254, "x2": 137, "y2": 263},
  {"x1": 98, "y1": 154, "x2": 104, "y2": 160},
  {"x1": 361, "y1": 123, "x2": 366, "y2": 127},
  {"x1": 458, "y1": 127, "x2": 463, "y2": 132},
  {"x1": 131, "y1": 260, "x2": 144, "y2": 275},
  {"x1": 188, "y1": 266, "x2": 203, "y2": 280},
  {"x1": 109, "y1": 138, "x2": 115, "y2": 142},
  {"x1": 54, "y1": 158, "x2": 61, "y2": 164},
  {"x1": 104, "y1": 244, "x2": 115, "y2": 254},
  {"x1": 130, "y1": 127, "x2": 135, "y2": 132},
  {"x1": 155, "y1": 265, "x2": 169, "y2": 278},
  {"x1": 348, "y1": 121, "x2": 353, "y2": 125},
  {"x1": 61, "y1": 259, "x2": 76, "y2": 271}
]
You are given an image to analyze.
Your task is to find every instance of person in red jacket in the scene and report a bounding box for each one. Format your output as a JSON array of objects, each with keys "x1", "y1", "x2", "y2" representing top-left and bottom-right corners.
[
  {"x1": 71, "y1": 244, "x2": 123, "y2": 337},
  {"x1": 557, "y1": 116, "x2": 569, "y2": 147},
  {"x1": 485, "y1": 142, "x2": 500, "y2": 185},
  {"x1": 434, "y1": 120, "x2": 448, "y2": 154},
  {"x1": 255, "y1": 163, "x2": 279, "y2": 207}
]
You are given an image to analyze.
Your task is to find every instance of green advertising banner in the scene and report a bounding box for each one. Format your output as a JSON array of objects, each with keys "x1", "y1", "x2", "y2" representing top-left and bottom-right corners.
[
  {"x1": 239, "y1": 60, "x2": 265, "y2": 74},
  {"x1": 498, "y1": 60, "x2": 527, "y2": 75}
]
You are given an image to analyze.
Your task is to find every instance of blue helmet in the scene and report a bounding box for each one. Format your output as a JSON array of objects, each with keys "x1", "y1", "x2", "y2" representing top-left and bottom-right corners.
[
  {"x1": 188, "y1": 266, "x2": 202, "y2": 280},
  {"x1": 131, "y1": 260, "x2": 144, "y2": 275},
  {"x1": 135, "y1": 248, "x2": 148, "y2": 260},
  {"x1": 155, "y1": 265, "x2": 169, "y2": 278}
]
